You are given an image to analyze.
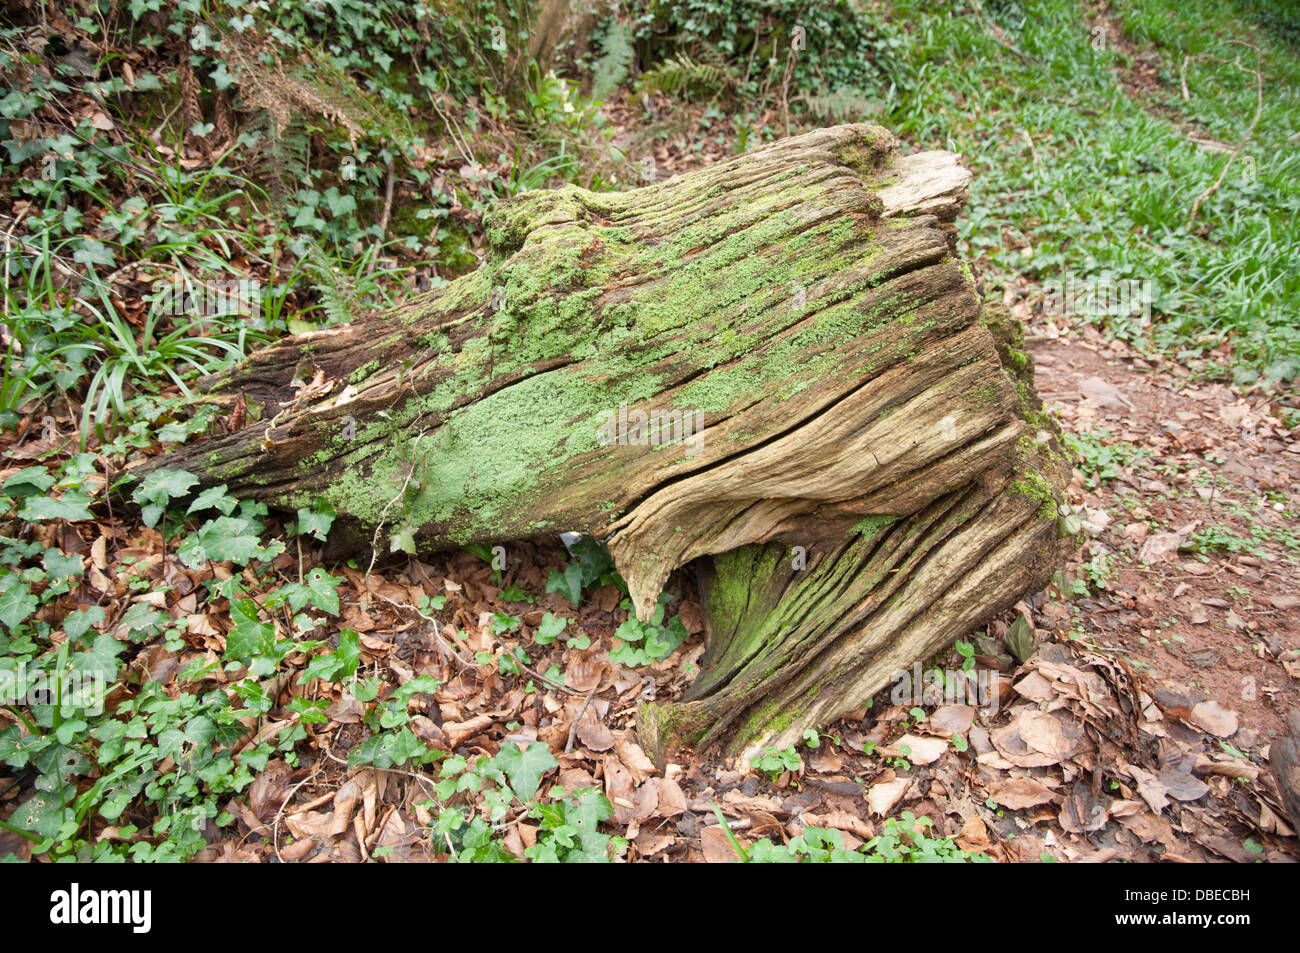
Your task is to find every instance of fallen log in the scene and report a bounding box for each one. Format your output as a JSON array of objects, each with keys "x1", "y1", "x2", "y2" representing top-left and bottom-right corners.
[{"x1": 145, "y1": 124, "x2": 1078, "y2": 762}]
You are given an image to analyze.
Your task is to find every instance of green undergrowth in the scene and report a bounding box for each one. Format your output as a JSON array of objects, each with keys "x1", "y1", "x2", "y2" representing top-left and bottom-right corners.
[{"x1": 713, "y1": 807, "x2": 992, "y2": 863}]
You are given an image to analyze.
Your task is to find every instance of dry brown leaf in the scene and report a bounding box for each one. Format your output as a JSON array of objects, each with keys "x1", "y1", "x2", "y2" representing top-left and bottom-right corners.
[
  {"x1": 557, "y1": 767, "x2": 598, "y2": 792},
  {"x1": 603, "y1": 756, "x2": 637, "y2": 824},
  {"x1": 633, "y1": 779, "x2": 661, "y2": 821},
  {"x1": 654, "y1": 777, "x2": 689, "y2": 818},
  {"x1": 1138, "y1": 532, "x2": 1182, "y2": 564},
  {"x1": 635, "y1": 831, "x2": 675, "y2": 858},
  {"x1": 881, "y1": 733, "x2": 948, "y2": 765},
  {"x1": 576, "y1": 720, "x2": 615, "y2": 752},
  {"x1": 807, "y1": 748, "x2": 844, "y2": 774},
  {"x1": 955, "y1": 815, "x2": 991, "y2": 855},
  {"x1": 989, "y1": 721, "x2": 1060, "y2": 767},
  {"x1": 1127, "y1": 765, "x2": 1170, "y2": 815},
  {"x1": 443, "y1": 713, "x2": 494, "y2": 747},
  {"x1": 1058, "y1": 791, "x2": 1110, "y2": 833},
  {"x1": 866, "y1": 777, "x2": 910, "y2": 816},
  {"x1": 248, "y1": 762, "x2": 294, "y2": 823},
  {"x1": 565, "y1": 654, "x2": 608, "y2": 693},
  {"x1": 925, "y1": 705, "x2": 976, "y2": 737},
  {"x1": 1192, "y1": 755, "x2": 1259, "y2": 782},
  {"x1": 1158, "y1": 768, "x2": 1210, "y2": 802},
  {"x1": 701, "y1": 824, "x2": 746, "y2": 862},
  {"x1": 720, "y1": 789, "x2": 784, "y2": 814},
  {"x1": 329, "y1": 779, "x2": 362, "y2": 838},
  {"x1": 612, "y1": 730, "x2": 658, "y2": 785},
  {"x1": 1016, "y1": 710, "x2": 1082, "y2": 761},
  {"x1": 1189, "y1": 700, "x2": 1238, "y2": 737},
  {"x1": 802, "y1": 809, "x2": 874, "y2": 839},
  {"x1": 986, "y1": 777, "x2": 1059, "y2": 810}
]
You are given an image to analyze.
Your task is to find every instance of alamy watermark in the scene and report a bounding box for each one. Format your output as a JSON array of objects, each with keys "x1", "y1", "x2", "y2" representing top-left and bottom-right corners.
[
  {"x1": 49, "y1": 883, "x2": 151, "y2": 933},
  {"x1": 0, "y1": 662, "x2": 107, "y2": 716},
  {"x1": 596, "y1": 403, "x2": 705, "y2": 457},
  {"x1": 150, "y1": 277, "x2": 262, "y2": 321},
  {"x1": 890, "y1": 661, "x2": 999, "y2": 716},
  {"x1": 1042, "y1": 273, "x2": 1154, "y2": 323}
]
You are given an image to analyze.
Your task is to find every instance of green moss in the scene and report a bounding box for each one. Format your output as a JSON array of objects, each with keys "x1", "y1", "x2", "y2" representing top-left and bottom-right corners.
[
  {"x1": 348, "y1": 360, "x2": 382, "y2": 384},
  {"x1": 736, "y1": 700, "x2": 799, "y2": 752},
  {"x1": 278, "y1": 127, "x2": 963, "y2": 547},
  {"x1": 1009, "y1": 467, "x2": 1058, "y2": 520},
  {"x1": 851, "y1": 514, "x2": 896, "y2": 539}
]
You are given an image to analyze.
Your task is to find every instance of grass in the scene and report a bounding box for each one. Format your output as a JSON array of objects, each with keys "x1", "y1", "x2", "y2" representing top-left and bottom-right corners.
[{"x1": 882, "y1": 0, "x2": 1300, "y2": 385}]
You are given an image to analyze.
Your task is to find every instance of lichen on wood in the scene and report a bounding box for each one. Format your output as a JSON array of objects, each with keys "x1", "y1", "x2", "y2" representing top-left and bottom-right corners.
[{"x1": 142, "y1": 124, "x2": 1076, "y2": 761}]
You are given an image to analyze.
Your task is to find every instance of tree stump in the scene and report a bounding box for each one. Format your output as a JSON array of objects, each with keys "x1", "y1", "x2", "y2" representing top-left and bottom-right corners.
[{"x1": 145, "y1": 124, "x2": 1078, "y2": 762}]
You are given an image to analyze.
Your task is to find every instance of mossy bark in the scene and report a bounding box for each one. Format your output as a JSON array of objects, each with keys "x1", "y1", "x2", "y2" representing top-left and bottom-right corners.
[{"x1": 142, "y1": 124, "x2": 1076, "y2": 761}]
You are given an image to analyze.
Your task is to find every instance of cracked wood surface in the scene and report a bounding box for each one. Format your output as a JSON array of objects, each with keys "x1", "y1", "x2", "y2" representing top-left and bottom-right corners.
[{"x1": 144, "y1": 124, "x2": 1073, "y2": 756}]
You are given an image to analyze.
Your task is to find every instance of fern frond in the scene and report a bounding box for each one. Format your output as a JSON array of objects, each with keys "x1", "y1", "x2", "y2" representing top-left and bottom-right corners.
[
  {"x1": 304, "y1": 246, "x2": 357, "y2": 327},
  {"x1": 591, "y1": 20, "x2": 634, "y2": 101},
  {"x1": 802, "y1": 87, "x2": 883, "y2": 123},
  {"x1": 635, "y1": 54, "x2": 734, "y2": 98}
]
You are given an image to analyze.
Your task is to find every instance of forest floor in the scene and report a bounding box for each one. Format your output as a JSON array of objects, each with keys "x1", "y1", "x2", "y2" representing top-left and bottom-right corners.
[
  {"x1": 2, "y1": 0, "x2": 1297, "y2": 864},
  {"x1": 27, "y1": 157, "x2": 1294, "y2": 869}
]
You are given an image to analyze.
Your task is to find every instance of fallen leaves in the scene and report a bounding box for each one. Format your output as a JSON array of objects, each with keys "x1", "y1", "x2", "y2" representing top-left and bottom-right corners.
[
  {"x1": 1190, "y1": 700, "x2": 1239, "y2": 738},
  {"x1": 986, "y1": 778, "x2": 1059, "y2": 810},
  {"x1": 867, "y1": 777, "x2": 910, "y2": 816}
]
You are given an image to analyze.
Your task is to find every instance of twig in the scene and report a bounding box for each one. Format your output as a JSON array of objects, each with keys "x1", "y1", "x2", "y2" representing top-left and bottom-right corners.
[
  {"x1": 425, "y1": 87, "x2": 475, "y2": 168},
  {"x1": 271, "y1": 763, "x2": 323, "y2": 864},
  {"x1": 364, "y1": 430, "x2": 428, "y2": 582},
  {"x1": 370, "y1": 590, "x2": 475, "y2": 666},
  {"x1": 519, "y1": 660, "x2": 584, "y2": 696},
  {"x1": 367, "y1": 159, "x2": 397, "y2": 279},
  {"x1": 322, "y1": 748, "x2": 439, "y2": 797},
  {"x1": 780, "y1": 46, "x2": 797, "y2": 138},
  {"x1": 1188, "y1": 42, "x2": 1263, "y2": 227},
  {"x1": 565, "y1": 685, "x2": 599, "y2": 753},
  {"x1": 376, "y1": 160, "x2": 396, "y2": 238}
]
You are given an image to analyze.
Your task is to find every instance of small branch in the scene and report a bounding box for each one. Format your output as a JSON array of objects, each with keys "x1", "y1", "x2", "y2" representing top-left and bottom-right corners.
[
  {"x1": 364, "y1": 430, "x2": 428, "y2": 582},
  {"x1": 1188, "y1": 43, "x2": 1263, "y2": 228},
  {"x1": 565, "y1": 685, "x2": 600, "y2": 753}
]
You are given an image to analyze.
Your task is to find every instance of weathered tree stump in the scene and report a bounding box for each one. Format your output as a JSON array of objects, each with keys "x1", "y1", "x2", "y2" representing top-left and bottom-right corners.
[{"x1": 146, "y1": 124, "x2": 1077, "y2": 762}]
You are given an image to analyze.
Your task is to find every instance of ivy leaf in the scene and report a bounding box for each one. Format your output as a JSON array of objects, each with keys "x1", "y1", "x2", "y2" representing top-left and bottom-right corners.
[
  {"x1": 545, "y1": 563, "x2": 583, "y2": 607},
  {"x1": 333, "y1": 629, "x2": 361, "y2": 680},
  {"x1": 1, "y1": 467, "x2": 54, "y2": 499},
  {"x1": 565, "y1": 787, "x2": 614, "y2": 833},
  {"x1": 19, "y1": 492, "x2": 95, "y2": 522},
  {"x1": 210, "y1": 61, "x2": 234, "y2": 90},
  {"x1": 0, "y1": 575, "x2": 38, "y2": 629},
  {"x1": 492, "y1": 740, "x2": 558, "y2": 803},
  {"x1": 43, "y1": 549, "x2": 85, "y2": 582},
  {"x1": 225, "y1": 599, "x2": 274, "y2": 662},
  {"x1": 72, "y1": 237, "x2": 115, "y2": 270},
  {"x1": 178, "y1": 516, "x2": 282, "y2": 568},
  {"x1": 389, "y1": 526, "x2": 417, "y2": 555},
  {"x1": 132, "y1": 469, "x2": 199, "y2": 527},
  {"x1": 14, "y1": 790, "x2": 71, "y2": 840},
  {"x1": 349, "y1": 728, "x2": 429, "y2": 770},
  {"x1": 69, "y1": 632, "x2": 123, "y2": 680},
  {"x1": 296, "y1": 501, "x2": 336, "y2": 541},
  {"x1": 298, "y1": 629, "x2": 361, "y2": 685},
  {"x1": 187, "y1": 484, "x2": 237, "y2": 516},
  {"x1": 534, "y1": 612, "x2": 567, "y2": 645},
  {"x1": 62, "y1": 605, "x2": 105, "y2": 643},
  {"x1": 117, "y1": 601, "x2": 165, "y2": 642},
  {"x1": 304, "y1": 568, "x2": 341, "y2": 615}
]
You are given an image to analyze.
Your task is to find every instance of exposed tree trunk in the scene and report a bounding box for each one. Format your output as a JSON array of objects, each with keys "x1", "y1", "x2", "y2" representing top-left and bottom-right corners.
[{"x1": 143, "y1": 124, "x2": 1078, "y2": 762}]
